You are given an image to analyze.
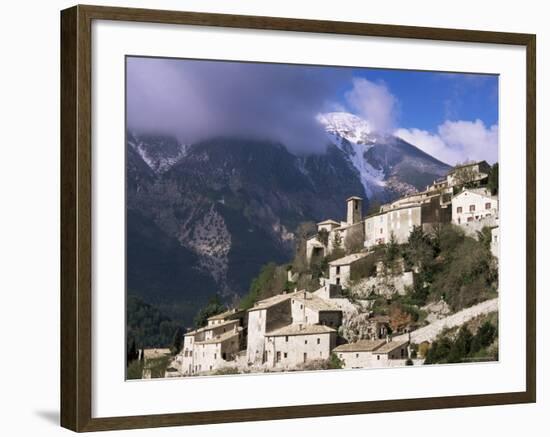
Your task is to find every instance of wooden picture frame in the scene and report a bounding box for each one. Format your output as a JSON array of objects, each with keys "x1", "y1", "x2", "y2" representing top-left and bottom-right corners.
[{"x1": 60, "y1": 4, "x2": 536, "y2": 432}]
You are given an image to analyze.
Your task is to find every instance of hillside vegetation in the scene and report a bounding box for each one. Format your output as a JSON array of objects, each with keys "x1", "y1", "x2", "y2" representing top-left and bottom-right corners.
[{"x1": 232, "y1": 223, "x2": 497, "y2": 321}]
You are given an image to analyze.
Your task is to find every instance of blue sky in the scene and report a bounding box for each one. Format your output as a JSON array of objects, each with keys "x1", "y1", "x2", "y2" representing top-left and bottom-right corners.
[
  {"x1": 127, "y1": 57, "x2": 499, "y2": 165},
  {"x1": 341, "y1": 68, "x2": 498, "y2": 131}
]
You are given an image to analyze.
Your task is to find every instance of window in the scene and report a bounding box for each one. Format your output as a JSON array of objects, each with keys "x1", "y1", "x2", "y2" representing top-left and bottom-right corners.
[
  {"x1": 285, "y1": 336, "x2": 289, "y2": 342},
  {"x1": 317, "y1": 338, "x2": 320, "y2": 345},
  {"x1": 336, "y1": 278, "x2": 340, "y2": 285},
  {"x1": 339, "y1": 354, "x2": 343, "y2": 358},
  {"x1": 300, "y1": 304, "x2": 303, "y2": 309},
  {"x1": 214, "y1": 353, "x2": 216, "y2": 359},
  {"x1": 276, "y1": 351, "x2": 281, "y2": 362},
  {"x1": 380, "y1": 228, "x2": 383, "y2": 234},
  {"x1": 303, "y1": 353, "x2": 307, "y2": 363},
  {"x1": 356, "y1": 353, "x2": 359, "y2": 358},
  {"x1": 377, "y1": 355, "x2": 380, "y2": 360},
  {"x1": 284, "y1": 352, "x2": 287, "y2": 358},
  {"x1": 469, "y1": 204, "x2": 475, "y2": 212},
  {"x1": 305, "y1": 339, "x2": 308, "y2": 345},
  {"x1": 401, "y1": 348, "x2": 405, "y2": 358},
  {"x1": 457, "y1": 206, "x2": 463, "y2": 213},
  {"x1": 485, "y1": 202, "x2": 491, "y2": 210},
  {"x1": 336, "y1": 266, "x2": 340, "y2": 274},
  {"x1": 467, "y1": 217, "x2": 474, "y2": 222}
]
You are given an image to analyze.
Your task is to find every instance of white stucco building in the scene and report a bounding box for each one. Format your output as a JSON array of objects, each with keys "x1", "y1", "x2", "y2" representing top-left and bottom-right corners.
[
  {"x1": 364, "y1": 189, "x2": 452, "y2": 249},
  {"x1": 452, "y1": 188, "x2": 498, "y2": 225}
]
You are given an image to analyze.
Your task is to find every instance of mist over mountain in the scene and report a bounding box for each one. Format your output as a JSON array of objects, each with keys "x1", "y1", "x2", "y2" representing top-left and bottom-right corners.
[{"x1": 126, "y1": 112, "x2": 450, "y2": 325}]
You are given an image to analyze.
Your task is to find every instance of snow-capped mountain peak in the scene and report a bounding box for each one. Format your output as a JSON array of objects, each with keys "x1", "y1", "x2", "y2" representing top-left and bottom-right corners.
[
  {"x1": 317, "y1": 112, "x2": 385, "y2": 198},
  {"x1": 316, "y1": 112, "x2": 374, "y2": 145},
  {"x1": 317, "y1": 112, "x2": 450, "y2": 201}
]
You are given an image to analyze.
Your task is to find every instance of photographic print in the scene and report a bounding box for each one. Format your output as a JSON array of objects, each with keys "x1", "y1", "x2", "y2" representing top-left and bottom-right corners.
[{"x1": 125, "y1": 57, "x2": 499, "y2": 379}]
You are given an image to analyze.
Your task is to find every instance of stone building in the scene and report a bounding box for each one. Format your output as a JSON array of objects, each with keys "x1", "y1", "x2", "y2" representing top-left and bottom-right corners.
[
  {"x1": 328, "y1": 253, "x2": 370, "y2": 288},
  {"x1": 206, "y1": 308, "x2": 247, "y2": 329},
  {"x1": 333, "y1": 338, "x2": 409, "y2": 369},
  {"x1": 264, "y1": 324, "x2": 338, "y2": 369},
  {"x1": 246, "y1": 289, "x2": 343, "y2": 368},
  {"x1": 306, "y1": 197, "x2": 365, "y2": 263},
  {"x1": 372, "y1": 339, "x2": 410, "y2": 364},
  {"x1": 446, "y1": 160, "x2": 491, "y2": 188},
  {"x1": 364, "y1": 190, "x2": 451, "y2": 249},
  {"x1": 179, "y1": 319, "x2": 243, "y2": 376},
  {"x1": 290, "y1": 291, "x2": 343, "y2": 328},
  {"x1": 246, "y1": 293, "x2": 294, "y2": 365}
]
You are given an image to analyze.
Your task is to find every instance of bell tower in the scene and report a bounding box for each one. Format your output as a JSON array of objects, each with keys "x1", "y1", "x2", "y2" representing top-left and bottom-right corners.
[{"x1": 346, "y1": 196, "x2": 363, "y2": 225}]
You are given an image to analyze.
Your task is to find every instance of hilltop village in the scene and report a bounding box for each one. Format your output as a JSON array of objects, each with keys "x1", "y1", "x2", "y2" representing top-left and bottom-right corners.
[{"x1": 160, "y1": 161, "x2": 499, "y2": 377}]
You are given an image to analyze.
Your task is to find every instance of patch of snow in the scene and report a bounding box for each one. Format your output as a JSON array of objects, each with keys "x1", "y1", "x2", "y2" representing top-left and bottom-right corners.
[
  {"x1": 129, "y1": 136, "x2": 188, "y2": 174},
  {"x1": 317, "y1": 112, "x2": 386, "y2": 197}
]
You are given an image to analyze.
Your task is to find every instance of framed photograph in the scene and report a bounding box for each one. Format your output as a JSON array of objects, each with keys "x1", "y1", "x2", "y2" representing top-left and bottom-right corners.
[{"x1": 60, "y1": 4, "x2": 536, "y2": 432}]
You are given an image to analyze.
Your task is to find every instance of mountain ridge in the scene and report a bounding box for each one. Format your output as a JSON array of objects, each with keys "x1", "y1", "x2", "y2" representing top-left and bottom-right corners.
[{"x1": 126, "y1": 112, "x2": 451, "y2": 325}]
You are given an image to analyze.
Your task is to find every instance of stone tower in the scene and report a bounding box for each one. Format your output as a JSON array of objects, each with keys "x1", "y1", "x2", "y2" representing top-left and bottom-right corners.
[{"x1": 346, "y1": 196, "x2": 363, "y2": 225}]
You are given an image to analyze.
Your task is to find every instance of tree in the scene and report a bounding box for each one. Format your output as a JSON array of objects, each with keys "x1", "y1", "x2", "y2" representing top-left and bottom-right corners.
[
  {"x1": 193, "y1": 294, "x2": 226, "y2": 328},
  {"x1": 240, "y1": 263, "x2": 287, "y2": 309},
  {"x1": 332, "y1": 230, "x2": 343, "y2": 250},
  {"x1": 384, "y1": 232, "x2": 400, "y2": 265},
  {"x1": 424, "y1": 336, "x2": 453, "y2": 364},
  {"x1": 127, "y1": 338, "x2": 139, "y2": 363},
  {"x1": 126, "y1": 359, "x2": 144, "y2": 380},
  {"x1": 447, "y1": 326, "x2": 473, "y2": 363},
  {"x1": 328, "y1": 352, "x2": 344, "y2": 369},
  {"x1": 291, "y1": 221, "x2": 317, "y2": 273},
  {"x1": 452, "y1": 162, "x2": 479, "y2": 189},
  {"x1": 170, "y1": 327, "x2": 183, "y2": 355},
  {"x1": 126, "y1": 295, "x2": 180, "y2": 349},
  {"x1": 487, "y1": 162, "x2": 499, "y2": 195},
  {"x1": 389, "y1": 303, "x2": 413, "y2": 333},
  {"x1": 476, "y1": 226, "x2": 493, "y2": 251},
  {"x1": 403, "y1": 225, "x2": 435, "y2": 270},
  {"x1": 317, "y1": 228, "x2": 329, "y2": 247},
  {"x1": 471, "y1": 321, "x2": 497, "y2": 353}
]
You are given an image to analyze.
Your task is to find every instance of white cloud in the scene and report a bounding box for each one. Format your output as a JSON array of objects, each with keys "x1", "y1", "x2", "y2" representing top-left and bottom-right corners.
[
  {"x1": 344, "y1": 78, "x2": 399, "y2": 133},
  {"x1": 395, "y1": 119, "x2": 498, "y2": 166},
  {"x1": 438, "y1": 119, "x2": 498, "y2": 164}
]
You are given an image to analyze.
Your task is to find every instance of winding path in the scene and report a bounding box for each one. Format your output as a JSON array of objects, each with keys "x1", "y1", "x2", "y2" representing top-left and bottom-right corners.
[{"x1": 395, "y1": 298, "x2": 499, "y2": 344}]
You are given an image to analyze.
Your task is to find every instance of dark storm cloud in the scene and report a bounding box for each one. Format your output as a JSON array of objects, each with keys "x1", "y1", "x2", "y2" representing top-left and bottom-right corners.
[{"x1": 126, "y1": 57, "x2": 352, "y2": 154}]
